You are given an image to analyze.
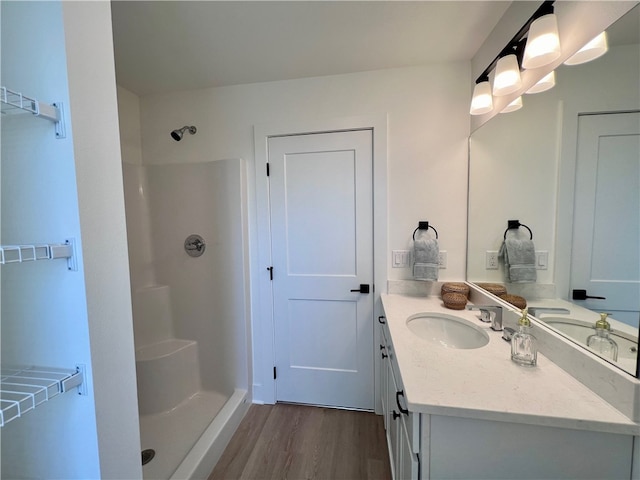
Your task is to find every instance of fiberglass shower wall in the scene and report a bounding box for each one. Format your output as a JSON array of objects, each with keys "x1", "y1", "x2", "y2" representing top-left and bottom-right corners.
[{"x1": 125, "y1": 160, "x2": 250, "y2": 395}]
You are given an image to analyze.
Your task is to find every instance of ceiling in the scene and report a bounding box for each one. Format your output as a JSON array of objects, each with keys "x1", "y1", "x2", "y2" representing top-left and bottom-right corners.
[{"x1": 111, "y1": 1, "x2": 511, "y2": 97}]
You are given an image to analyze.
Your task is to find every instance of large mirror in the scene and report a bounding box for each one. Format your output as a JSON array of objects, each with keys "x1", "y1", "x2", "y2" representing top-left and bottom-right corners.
[{"x1": 467, "y1": 5, "x2": 640, "y2": 377}]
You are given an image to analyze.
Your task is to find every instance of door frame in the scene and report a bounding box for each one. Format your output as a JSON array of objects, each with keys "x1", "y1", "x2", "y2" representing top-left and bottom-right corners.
[{"x1": 252, "y1": 115, "x2": 388, "y2": 408}]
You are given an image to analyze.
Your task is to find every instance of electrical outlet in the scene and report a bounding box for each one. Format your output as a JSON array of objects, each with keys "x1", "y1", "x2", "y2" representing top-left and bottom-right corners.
[
  {"x1": 438, "y1": 251, "x2": 447, "y2": 269},
  {"x1": 486, "y1": 251, "x2": 499, "y2": 270}
]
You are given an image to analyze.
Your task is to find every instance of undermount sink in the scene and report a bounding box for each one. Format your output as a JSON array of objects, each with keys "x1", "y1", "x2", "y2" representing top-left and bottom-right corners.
[
  {"x1": 406, "y1": 313, "x2": 490, "y2": 349},
  {"x1": 542, "y1": 317, "x2": 638, "y2": 360}
]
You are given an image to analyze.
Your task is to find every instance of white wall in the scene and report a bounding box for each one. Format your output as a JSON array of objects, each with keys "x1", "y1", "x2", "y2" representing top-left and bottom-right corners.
[
  {"x1": 140, "y1": 63, "x2": 471, "y2": 282},
  {"x1": 61, "y1": 2, "x2": 142, "y2": 478},
  {"x1": 118, "y1": 86, "x2": 158, "y2": 288}
]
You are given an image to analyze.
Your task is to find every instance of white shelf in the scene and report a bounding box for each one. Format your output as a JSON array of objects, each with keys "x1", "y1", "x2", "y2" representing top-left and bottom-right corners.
[
  {"x1": 1, "y1": 86, "x2": 65, "y2": 138},
  {"x1": 1, "y1": 365, "x2": 85, "y2": 427},
  {"x1": 0, "y1": 240, "x2": 76, "y2": 270}
]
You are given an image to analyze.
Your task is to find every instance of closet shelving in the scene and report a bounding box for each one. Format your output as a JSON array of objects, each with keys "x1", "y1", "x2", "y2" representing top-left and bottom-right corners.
[
  {"x1": 0, "y1": 239, "x2": 82, "y2": 427},
  {"x1": 1, "y1": 86, "x2": 65, "y2": 138},
  {"x1": 1, "y1": 366, "x2": 85, "y2": 427},
  {"x1": 0, "y1": 240, "x2": 77, "y2": 270},
  {"x1": 2, "y1": 81, "x2": 80, "y2": 429}
]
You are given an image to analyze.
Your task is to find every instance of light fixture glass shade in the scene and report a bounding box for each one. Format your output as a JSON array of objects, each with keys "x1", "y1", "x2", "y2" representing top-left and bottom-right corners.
[
  {"x1": 564, "y1": 31, "x2": 608, "y2": 65},
  {"x1": 501, "y1": 96, "x2": 523, "y2": 113},
  {"x1": 470, "y1": 81, "x2": 493, "y2": 115},
  {"x1": 493, "y1": 54, "x2": 522, "y2": 96},
  {"x1": 522, "y1": 14, "x2": 561, "y2": 69},
  {"x1": 525, "y1": 71, "x2": 556, "y2": 94}
]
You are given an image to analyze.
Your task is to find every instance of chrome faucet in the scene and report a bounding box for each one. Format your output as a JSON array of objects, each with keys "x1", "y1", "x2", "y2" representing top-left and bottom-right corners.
[
  {"x1": 528, "y1": 307, "x2": 570, "y2": 317},
  {"x1": 466, "y1": 305, "x2": 503, "y2": 331}
]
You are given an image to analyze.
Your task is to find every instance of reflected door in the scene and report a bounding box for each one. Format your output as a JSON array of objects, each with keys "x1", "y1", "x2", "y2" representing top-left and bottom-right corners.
[
  {"x1": 268, "y1": 130, "x2": 374, "y2": 410},
  {"x1": 571, "y1": 112, "x2": 640, "y2": 326}
]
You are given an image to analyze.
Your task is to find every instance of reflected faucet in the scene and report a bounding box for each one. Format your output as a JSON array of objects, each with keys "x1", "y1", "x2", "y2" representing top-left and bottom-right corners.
[
  {"x1": 467, "y1": 305, "x2": 503, "y2": 331},
  {"x1": 528, "y1": 307, "x2": 570, "y2": 317}
]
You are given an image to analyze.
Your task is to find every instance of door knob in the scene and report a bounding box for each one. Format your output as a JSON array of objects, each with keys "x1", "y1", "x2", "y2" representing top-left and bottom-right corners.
[
  {"x1": 350, "y1": 284, "x2": 370, "y2": 294},
  {"x1": 572, "y1": 289, "x2": 606, "y2": 300}
]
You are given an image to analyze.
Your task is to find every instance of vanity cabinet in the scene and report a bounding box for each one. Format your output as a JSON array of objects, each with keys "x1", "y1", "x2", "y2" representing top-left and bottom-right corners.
[
  {"x1": 379, "y1": 297, "x2": 637, "y2": 480},
  {"x1": 380, "y1": 319, "x2": 419, "y2": 480}
]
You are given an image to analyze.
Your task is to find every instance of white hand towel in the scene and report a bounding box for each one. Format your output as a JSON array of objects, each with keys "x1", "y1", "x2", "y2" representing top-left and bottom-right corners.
[
  {"x1": 499, "y1": 233, "x2": 536, "y2": 283},
  {"x1": 413, "y1": 237, "x2": 439, "y2": 281}
]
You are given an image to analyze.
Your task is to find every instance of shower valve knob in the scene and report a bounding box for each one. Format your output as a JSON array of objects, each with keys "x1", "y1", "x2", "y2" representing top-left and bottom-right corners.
[{"x1": 184, "y1": 234, "x2": 206, "y2": 257}]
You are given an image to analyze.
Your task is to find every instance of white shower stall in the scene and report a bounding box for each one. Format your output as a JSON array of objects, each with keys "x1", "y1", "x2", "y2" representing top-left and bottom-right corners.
[{"x1": 122, "y1": 156, "x2": 251, "y2": 479}]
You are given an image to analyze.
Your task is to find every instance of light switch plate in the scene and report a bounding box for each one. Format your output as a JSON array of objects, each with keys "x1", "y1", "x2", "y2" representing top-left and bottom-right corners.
[
  {"x1": 392, "y1": 250, "x2": 411, "y2": 268},
  {"x1": 535, "y1": 250, "x2": 548, "y2": 270},
  {"x1": 438, "y1": 251, "x2": 447, "y2": 269}
]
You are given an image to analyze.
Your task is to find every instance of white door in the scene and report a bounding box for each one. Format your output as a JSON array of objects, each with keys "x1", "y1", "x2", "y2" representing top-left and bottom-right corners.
[
  {"x1": 571, "y1": 112, "x2": 640, "y2": 325},
  {"x1": 268, "y1": 130, "x2": 374, "y2": 410}
]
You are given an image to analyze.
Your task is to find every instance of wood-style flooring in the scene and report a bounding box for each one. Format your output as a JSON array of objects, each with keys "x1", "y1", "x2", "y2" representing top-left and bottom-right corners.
[{"x1": 208, "y1": 403, "x2": 391, "y2": 480}]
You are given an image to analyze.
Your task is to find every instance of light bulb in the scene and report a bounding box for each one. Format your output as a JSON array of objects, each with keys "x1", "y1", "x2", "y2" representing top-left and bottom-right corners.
[
  {"x1": 526, "y1": 71, "x2": 556, "y2": 94},
  {"x1": 501, "y1": 96, "x2": 523, "y2": 113},
  {"x1": 493, "y1": 54, "x2": 522, "y2": 96},
  {"x1": 470, "y1": 81, "x2": 493, "y2": 115},
  {"x1": 523, "y1": 13, "x2": 561, "y2": 69},
  {"x1": 564, "y1": 31, "x2": 608, "y2": 65}
]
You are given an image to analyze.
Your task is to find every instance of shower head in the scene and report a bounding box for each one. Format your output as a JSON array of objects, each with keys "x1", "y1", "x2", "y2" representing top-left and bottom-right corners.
[{"x1": 171, "y1": 125, "x2": 197, "y2": 141}]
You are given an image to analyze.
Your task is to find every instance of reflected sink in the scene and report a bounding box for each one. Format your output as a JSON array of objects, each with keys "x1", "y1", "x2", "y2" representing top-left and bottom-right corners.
[
  {"x1": 406, "y1": 313, "x2": 490, "y2": 349},
  {"x1": 543, "y1": 317, "x2": 638, "y2": 360}
]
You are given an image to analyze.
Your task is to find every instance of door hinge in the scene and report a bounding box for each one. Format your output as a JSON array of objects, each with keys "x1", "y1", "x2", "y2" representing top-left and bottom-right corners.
[
  {"x1": 266, "y1": 162, "x2": 270, "y2": 176},
  {"x1": 267, "y1": 266, "x2": 273, "y2": 280},
  {"x1": 273, "y1": 366, "x2": 277, "y2": 379}
]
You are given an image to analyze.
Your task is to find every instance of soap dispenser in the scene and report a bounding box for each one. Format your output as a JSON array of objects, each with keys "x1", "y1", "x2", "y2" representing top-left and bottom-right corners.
[
  {"x1": 586, "y1": 313, "x2": 618, "y2": 361},
  {"x1": 511, "y1": 308, "x2": 537, "y2": 367}
]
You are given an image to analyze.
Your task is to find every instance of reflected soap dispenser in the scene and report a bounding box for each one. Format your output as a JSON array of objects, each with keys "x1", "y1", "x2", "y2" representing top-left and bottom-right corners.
[
  {"x1": 511, "y1": 308, "x2": 537, "y2": 367},
  {"x1": 586, "y1": 313, "x2": 618, "y2": 361}
]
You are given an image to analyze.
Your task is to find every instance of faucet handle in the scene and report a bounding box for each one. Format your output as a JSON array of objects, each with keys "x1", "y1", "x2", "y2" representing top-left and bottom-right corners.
[{"x1": 502, "y1": 327, "x2": 516, "y2": 342}]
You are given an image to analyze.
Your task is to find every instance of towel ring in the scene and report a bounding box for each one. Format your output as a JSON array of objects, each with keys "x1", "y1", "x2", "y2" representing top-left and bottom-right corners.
[
  {"x1": 412, "y1": 221, "x2": 438, "y2": 240},
  {"x1": 503, "y1": 220, "x2": 533, "y2": 240}
]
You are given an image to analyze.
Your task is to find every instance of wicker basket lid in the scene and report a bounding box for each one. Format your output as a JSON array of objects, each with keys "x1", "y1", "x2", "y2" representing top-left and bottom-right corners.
[
  {"x1": 476, "y1": 283, "x2": 507, "y2": 296},
  {"x1": 499, "y1": 293, "x2": 527, "y2": 309},
  {"x1": 442, "y1": 292, "x2": 468, "y2": 310},
  {"x1": 441, "y1": 282, "x2": 470, "y2": 298}
]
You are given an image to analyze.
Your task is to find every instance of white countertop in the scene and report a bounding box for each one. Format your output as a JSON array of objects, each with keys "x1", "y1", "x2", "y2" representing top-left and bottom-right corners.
[{"x1": 381, "y1": 293, "x2": 640, "y2": 436}]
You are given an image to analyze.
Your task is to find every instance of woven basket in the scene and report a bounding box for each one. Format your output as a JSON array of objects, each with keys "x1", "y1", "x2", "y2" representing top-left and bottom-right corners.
[
  {"x1": 441, "y1": 282, "x2": 470, "y2": 299},
  {"x1": 499, "y1": 293, "x2": 527, "y2": 309},
  {"x1": 476, "y1": 283, "x2": 507, "y2": 297},
  {"x1": 442, "y1": 292, "x2": 468, "y2": 310}
]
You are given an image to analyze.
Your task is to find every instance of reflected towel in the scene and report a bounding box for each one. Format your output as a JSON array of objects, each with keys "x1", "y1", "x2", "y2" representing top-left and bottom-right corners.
[
  {"x1": 413, "y1": 237, "x2": 439, "y2": 281},
  {"x1": 499, "y1": 234, "x2": 537, "y2": 283}
]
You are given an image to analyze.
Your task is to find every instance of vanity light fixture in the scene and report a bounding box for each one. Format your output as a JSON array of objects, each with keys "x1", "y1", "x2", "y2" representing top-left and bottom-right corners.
[
  {"x1": 470, "y1": 78, "x2": 493, "y2": 115},
  {"x1": 522, "y1": 7, "x2": 561, "y2": 69},
  {"x1": 564, "y1": 31, "x2": 608, "y2": 65},
  {"x1": 493, "y1": 54, "x2": 522, "y2": 96},
  {"x1": 470, "y1": 1, "x2": 557, "y2": 115},
  {"x1": 501, "y1": 96, "x2": 523, "y2": 113},
  {"x1": 525, "y1": 71, "x2": 556, "y2": 94}
]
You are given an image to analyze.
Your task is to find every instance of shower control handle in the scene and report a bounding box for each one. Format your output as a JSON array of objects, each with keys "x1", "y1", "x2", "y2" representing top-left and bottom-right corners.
[{"x1": 184, "y1": 234, "x2": 206, "y2": 257}]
